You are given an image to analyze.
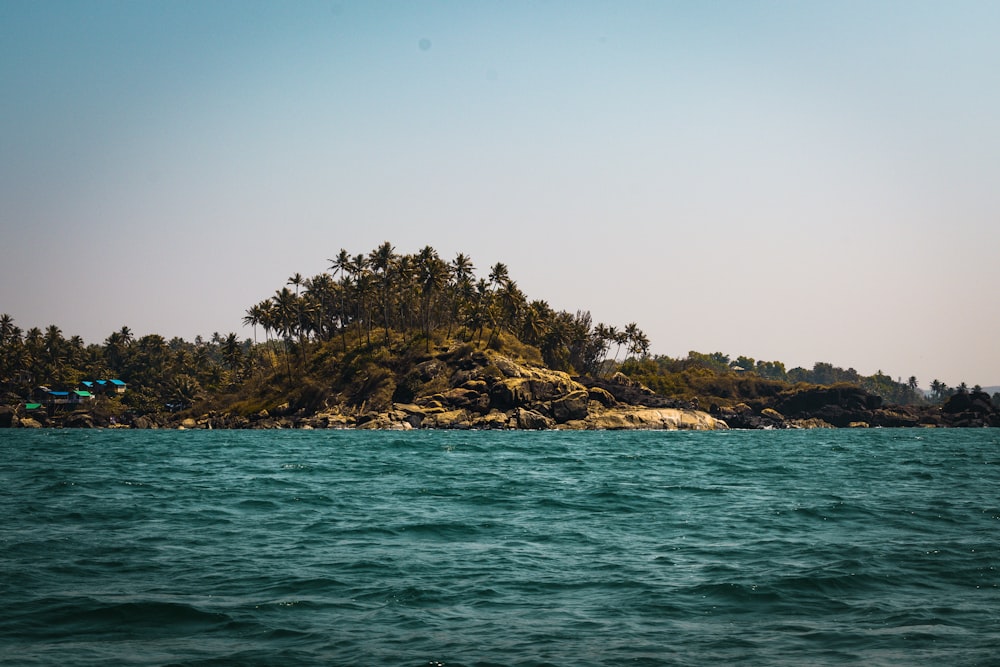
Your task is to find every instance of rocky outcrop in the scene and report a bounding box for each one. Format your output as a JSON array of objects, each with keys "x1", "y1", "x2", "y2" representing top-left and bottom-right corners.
[
  {"x1": 581, "y1": 407, "x2": 724, "y2": 431},
  {"x1": 709, "y1": 384, "x2": 1000, "y2": 429}
]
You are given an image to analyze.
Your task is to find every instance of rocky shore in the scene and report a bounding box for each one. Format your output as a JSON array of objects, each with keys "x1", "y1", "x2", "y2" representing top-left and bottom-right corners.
[
  {"x1": 2, "y1": 349, "x2": 997, "y2": 431},
  {"x1": 3, "y1": 350, "x2": 728, "y2": 431}
]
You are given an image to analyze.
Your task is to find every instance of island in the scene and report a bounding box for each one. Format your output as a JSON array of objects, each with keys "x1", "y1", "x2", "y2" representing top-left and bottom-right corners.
[{"x1": 1, "y1": 244, "x2": 998, "y2": 429}]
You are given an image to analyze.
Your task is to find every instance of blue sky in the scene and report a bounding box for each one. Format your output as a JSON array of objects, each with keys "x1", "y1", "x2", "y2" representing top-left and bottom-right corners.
[{"x1": 2, "y1": 0, "x2": 998, "y2": 387}]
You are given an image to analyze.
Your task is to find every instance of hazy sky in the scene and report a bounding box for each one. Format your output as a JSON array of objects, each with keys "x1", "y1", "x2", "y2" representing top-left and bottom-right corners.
[{"x1": 2, "y1": 1, "x2": 998, "y2": 387}]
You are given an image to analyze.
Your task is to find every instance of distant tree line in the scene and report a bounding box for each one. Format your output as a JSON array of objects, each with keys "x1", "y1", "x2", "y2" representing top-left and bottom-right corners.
[
  {"x1": 619, "y1": 351, "x2": 971, "y2": 407},
  {"x1": 0, "y1": 313, "x2": 249, "y2": 414}
]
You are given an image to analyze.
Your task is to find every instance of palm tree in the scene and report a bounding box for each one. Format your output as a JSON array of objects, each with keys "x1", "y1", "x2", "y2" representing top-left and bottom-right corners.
[
  {"x1": 254, "y1": 300, "x2": 280, "y2": 371},
  {"x1": 466, "y1": 279, "x2": 491, "y2": 343},
  {"x1": 395, "y1": 253, "x2": 417, "y2": 337},
  {"x1": 221, "y1": 333, "x2": 243, "y2": 381},
  {"x1": 521, "y1": 300, "x2": 550, "y2": 347},
  {"x1": 540, "y1": 311, "x2": 573, "y2": 370},
  {"x1": 305, "y1": 273, "x2": 336, "y2": 341},
  {"x1": 490, "y1": 279, "x2": 525, "y2": 346},
  {"x1": 488, "y1": 262, "x2": 509, "y2": 289},
  {"x1": 416, "y1": 246, "x2": 449, "y2": 349},
  {"x1": 605, "y1": 325, "x2": 623, "y2": 373},
  {"x1": 104, "y1": 330, "x2": 127, "y2": 373},
  {"x1": 369, "y1": 241, "x2": 397, "y2": 345},
  {"x1": 446, "y1": 253, "x2": 476, "y2": 338},
  {"x1": 272, "y1": 288, "x2": 297, "y2": 380},
  {"x1": 287, "y1": 273, "x2": 308, "y2": 364},
  {"x1": 0, "y1": 313, "x2": 14, "y2": 347},
  {"x1": 329, "y1": 249, "x2": 353, "y2": 350},
  {"x1": 620, "y1": 322, "x2": 650, "y2": 361},
  {"x1": 243, "y1": 304, "x2": 262, "y2": 347},
  {"x1": 451, "y1": 253, "x2": 475, "y2": 284}
]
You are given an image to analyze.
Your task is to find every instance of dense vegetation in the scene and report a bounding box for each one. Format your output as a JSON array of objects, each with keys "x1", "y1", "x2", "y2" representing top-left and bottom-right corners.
[{"x1": 2, "y1": 243, "x2": 996, "y2": 418}]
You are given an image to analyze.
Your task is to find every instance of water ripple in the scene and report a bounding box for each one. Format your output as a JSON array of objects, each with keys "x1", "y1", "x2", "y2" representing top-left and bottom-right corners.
[{"x1": 2, "y1": 429, "x2": 999, "y2": 666}]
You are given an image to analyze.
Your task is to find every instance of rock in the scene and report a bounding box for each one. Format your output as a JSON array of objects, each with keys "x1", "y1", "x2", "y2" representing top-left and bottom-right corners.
[
  {"x1": 470, "y1": 410, "x2": 511, "y2": 429},
  {"x1": 871, "y1": 408, "x2": 920, "y2": 428},
  {"x1": 422, "y1": 409, "x2": 472, "y2": 429},
  {"x1": 133, "y1": 415, "x2": 158, "y2": 429},
  {"x1": 460, "y1": 379, "x2": 489, "y2": 394},
  {"x1": 325, "y1": 414, "x2": 355, "y2": 428},
  {"x1": 181, "y1": 418, "x2": 198, "y2": 429},
  {"x1": 584, "y1": 411, "x2": 631, "y2": 430},
  {"x1": 761, "y1": 408, "x2": 784, "y2": 421},
  {"x1": 552, "y1": 390, "x2": 590, "y2": 423},
  {"x1": 515, "y1": 407, "x2": 553, "y2": 430},
  {"x1": 587, "y1": 386, "x2": 617, "y2": 408},
  {"x1": 942, "y1": 390, "x2": 995, "y2": 416},
  {"x1": 491, "y1": 355, "x2": 524, "y2": 378},
  {"x1": 580, "y1": 375, "x2": 671, "y2": 407},
  {"x1": 439, "y1": 387, "x2": 487, "y2": 411},
  {"x1": 775, "y1": 385, "x2": 881, "y2": 427},
  {"x1": 0, "y1": 405, "x2": 17, "y2": 428},
  {"x1": 358, "y1": 413, "x2": 411, "y2": 430},
  {"x1": 788, "y1": 418, "x2": 835, "y2": 429},
  {"x1": 490, "y1": 377, "x2": 533, "y2": 410},
  {"x1": 584, "y1": 407, "x2": 725, "y2": 430},
  {"x1": 20, "y1": 417, "x2": 42, "y2": 428},
  {"x1": 64, "y1": 412, "x2": 94, "y2": 428},
  {"x1": 848, "y1": 421, "x2": 870, "y2": 428}
]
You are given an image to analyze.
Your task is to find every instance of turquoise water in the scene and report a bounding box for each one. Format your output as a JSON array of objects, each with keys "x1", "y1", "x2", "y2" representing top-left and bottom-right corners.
[{"x1": 2, "y1": 429, "x2": 999, "y2": 666}]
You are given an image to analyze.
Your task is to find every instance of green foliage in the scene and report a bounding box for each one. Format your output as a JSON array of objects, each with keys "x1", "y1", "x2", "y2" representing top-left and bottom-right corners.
[{"x1": 620, "y1": 350, "x2": 927, "y2": 408}]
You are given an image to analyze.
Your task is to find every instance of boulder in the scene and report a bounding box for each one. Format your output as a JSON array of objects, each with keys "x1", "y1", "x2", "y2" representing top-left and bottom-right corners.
[
  {"x1": 0, "y1": 406, "x2": 16, "y2": 428},
  {"x1": 552, "y1": 390, "x2": 590, "y2": 423},
  {"x1": 871, "y1": 408, "x2": 920, "y2": 428},
  {"x1": 64, "y1": 412, "x2": 95, "y2": 428},
  {"x1": 132, "y1": 415, "x2": 158, "y2": 429},
  {"x1": 491, "y1": 355, "x2": 525, "y2": 378},
  {"x1": 439, "y1": 387, "x2": 488, "y2": 412},
  {"x1": 776, "y1": 385, "x2": 881, "y2": 418},
  {"x1": 760, "y1": 408, "x2": 784, "y2": 422},
  {"x1": 470, "y1": 410, "x2": 511, "y2": 430},
  {"x1": 587, "y1": 386, "x2": 617, "y2": 408},
  {"x1": 358, "y1": 414, "x2": 411, "y2": 430},
  {"x1": 422, "y1": 409, "x2": 473, "y2": 429},
  {"x1": 460, "y1": 379, "x2": 489, "y2": 393},
  {"x1": 490, "y1": 377, "x2": 533, "y2": 410},
  {"x1": 515, "y1": 407, "x2": 553, "y2": 430},
  {"x1": 788, "y1": 418, "x2": 835, "y2": 429},
  {"x1": 19, "y1": 417, "x2": 42, "y2": 429},
  {"x1": 584, "y1": 408, "x2": 725, "y2": 430}
]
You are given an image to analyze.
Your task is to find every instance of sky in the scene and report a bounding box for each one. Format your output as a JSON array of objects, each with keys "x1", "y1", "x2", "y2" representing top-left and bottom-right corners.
[{"x1": 2, "y1": 0, "x2": 998, "y2": 388}]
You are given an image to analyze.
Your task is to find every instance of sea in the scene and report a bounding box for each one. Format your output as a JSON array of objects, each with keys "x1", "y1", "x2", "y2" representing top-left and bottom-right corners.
[{"x1": 2, "y1": 428, "x2": 999, "y2": 667}]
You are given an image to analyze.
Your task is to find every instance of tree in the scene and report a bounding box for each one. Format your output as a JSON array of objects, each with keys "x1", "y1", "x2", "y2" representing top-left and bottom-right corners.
[
  {"x1": 369, "y1": 241, "x2": 398, "y2": 345},
  {"x1": 272, "y1": 287, "x2": 297, "y2": 379},
  {"x1": 328, "y1": 249, "x2": 353, "y2": 350},
  {"x1": 416, "y1": 246, "x2": 449, "y2": 349},
  {"x1": 756, "y1": 360, "x2": 787, "y2": 381},
  {"x1": 221, "y1": 333, "x2": 244, "y2": 381},
  {"x1": 0, "y1": 313, "x2": 15, "y2": 347},
  {"x1": 287, "y1": 273, "x2": 309, "y2": 364}
]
